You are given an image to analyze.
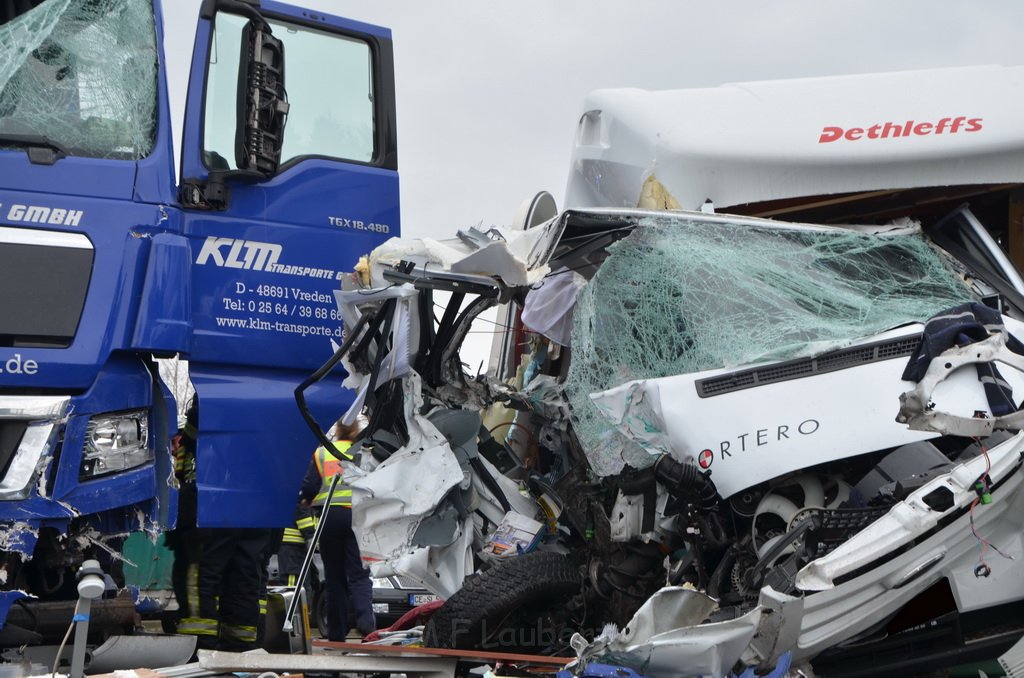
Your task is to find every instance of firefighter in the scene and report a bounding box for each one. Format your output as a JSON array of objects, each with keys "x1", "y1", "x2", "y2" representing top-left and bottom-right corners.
[
  {"x1": 299, "y1": 419, "x2": 375, "y2": 641},
  {"x1": 175, "y1": 397, "x2": 274, "y2": 651},
  {"x1": 276, "y1": 500, "x2": 317, "y2": 603},
  {"x1": 166, "y1": 399, "x2": 200, "y2": 638}
]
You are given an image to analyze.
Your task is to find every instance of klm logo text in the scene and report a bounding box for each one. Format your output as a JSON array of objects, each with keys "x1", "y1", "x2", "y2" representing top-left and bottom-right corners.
[{"x1": 196, "y1": 237, "x2": 282, "y2": 271}]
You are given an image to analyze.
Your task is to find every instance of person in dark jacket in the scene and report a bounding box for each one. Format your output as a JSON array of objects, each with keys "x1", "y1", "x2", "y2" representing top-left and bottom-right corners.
[
  {"x1": 166, "y1": 399, "x2": 200, "y2": 638},
  {"x1": 300, "y1": 419, "x2": 375, "y2": 641},
  {"x1": 275, "y1": 500, "x2": 317, "y2": 603}
]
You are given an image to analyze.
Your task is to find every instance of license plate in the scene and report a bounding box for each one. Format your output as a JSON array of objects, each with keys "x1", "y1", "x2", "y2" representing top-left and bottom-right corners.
[{"x1": 409, "y1": 593, "x2": 439, "y2": 606}]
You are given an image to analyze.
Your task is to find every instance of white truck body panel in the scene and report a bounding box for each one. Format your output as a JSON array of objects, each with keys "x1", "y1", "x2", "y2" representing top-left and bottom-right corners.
[{"x1": 565, "y1": 64, "x2": 1024, "y2": 212}]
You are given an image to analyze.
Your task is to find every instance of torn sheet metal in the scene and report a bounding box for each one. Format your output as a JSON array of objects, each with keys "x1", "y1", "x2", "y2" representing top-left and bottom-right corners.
[
  {"x1": 336, "y1": 204, "x2": 1024, "y2": 669},
  {"x1": 365, "y1": 219, "x2": 565, "y2": 288},
  {"x1": 0, "y1": 522, "x2": 38, "y2": 558},
  {"x1": 348, "y1": 374, "x2": 540, "y2": 597},
  {"x1": 570, "y1": 588, "x2": 762, "y2": 678},
  {"x1": 349, "y1": 387, "x2": 542, "y2": 595},
  {"x1": 334, "y1": 284, "x2": 420, "y2": 424},
  {"x1": 347, "y1": 379, "x2": 467, "y2": 594}
]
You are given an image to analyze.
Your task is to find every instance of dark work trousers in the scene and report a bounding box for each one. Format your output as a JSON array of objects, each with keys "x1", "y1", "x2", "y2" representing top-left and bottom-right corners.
[
  {"x1": 257, "y1": 528, "x2": 283, "y2": 646},
  {"x1": 168, "y1": 483, "x2": 200, "y2": 629},
  {"x1": 277, "y1": 541, "x2": 316, "y2": 604},
  {"x1": 318, "y1": 506, "x2": 374, "y2": 640},
  {"x1": 195, "y1": 527, "x2": 273, "y2": 651}
]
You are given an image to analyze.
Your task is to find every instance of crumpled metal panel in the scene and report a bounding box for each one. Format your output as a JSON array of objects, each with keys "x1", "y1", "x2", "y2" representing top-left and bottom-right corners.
[{"x1": 570, "y1": 587, "x2": 762, "y2": 678}]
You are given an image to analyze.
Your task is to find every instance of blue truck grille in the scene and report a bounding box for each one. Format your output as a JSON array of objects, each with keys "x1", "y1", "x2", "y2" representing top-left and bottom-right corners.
[{"x1": 0, "y1": 227, "x2": 94, "y2": 348}]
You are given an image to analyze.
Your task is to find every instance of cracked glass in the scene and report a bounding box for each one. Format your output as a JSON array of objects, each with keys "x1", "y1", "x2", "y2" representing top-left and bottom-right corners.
[
  {"x1": 0, "y1": 0, "x2": 157, "y2": 160},
  {"x1": 564, "y1": 216, "x2": 975, "y2": 475}
]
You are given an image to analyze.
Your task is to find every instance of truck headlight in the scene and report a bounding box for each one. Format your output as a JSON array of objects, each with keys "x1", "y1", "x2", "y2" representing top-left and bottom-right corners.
[{"x1": 80, "y1": 410, "x2": 152, "y2": 479}]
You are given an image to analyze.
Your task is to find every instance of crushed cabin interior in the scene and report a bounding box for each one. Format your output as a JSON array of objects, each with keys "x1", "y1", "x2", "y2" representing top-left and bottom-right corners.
[{"x1": 731, "y1": 183, "x2": 1024, "y2": 266}]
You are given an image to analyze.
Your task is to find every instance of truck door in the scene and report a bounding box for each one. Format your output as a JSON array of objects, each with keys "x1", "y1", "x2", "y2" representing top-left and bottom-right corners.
[{"x1": 178, "y1": 0, "x2": 399, "y2": 527}]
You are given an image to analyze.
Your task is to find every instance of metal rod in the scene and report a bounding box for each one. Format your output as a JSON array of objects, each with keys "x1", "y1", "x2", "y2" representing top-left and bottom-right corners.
[
  {"x1": 282, "y1": 471, "x2": 340, "y2": 632},
  {"x1": 68, "y1": 597, "x2": 91, "y2": 678}
]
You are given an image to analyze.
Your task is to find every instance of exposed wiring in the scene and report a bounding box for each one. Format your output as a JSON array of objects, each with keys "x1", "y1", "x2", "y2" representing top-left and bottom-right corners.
[
  {"x1": 968, "y1": 439, "x2": 1013, "y2": 577},
  {"x1": 356, "y1": 281, "x2": 398, "y2": 295}
]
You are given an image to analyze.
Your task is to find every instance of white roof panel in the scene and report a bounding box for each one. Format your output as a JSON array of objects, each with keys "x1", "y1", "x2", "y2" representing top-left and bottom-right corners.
[{"x1": 565, "y1": 64, "x2": 1024, "y2": 211}]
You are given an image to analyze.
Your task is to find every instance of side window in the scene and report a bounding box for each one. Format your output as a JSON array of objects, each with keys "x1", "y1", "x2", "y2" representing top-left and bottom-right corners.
[
  {"x1": 933, "y1": 206, "x2": 1024, "y2": 296},
  {"x1": 203, "y1": 13, "x2": 375, "y2": 171}
]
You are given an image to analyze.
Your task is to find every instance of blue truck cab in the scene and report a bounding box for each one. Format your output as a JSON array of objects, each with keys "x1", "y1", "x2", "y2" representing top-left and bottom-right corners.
[{"x1": 0, "y1": 0, "x2": 397, "y2": 643}]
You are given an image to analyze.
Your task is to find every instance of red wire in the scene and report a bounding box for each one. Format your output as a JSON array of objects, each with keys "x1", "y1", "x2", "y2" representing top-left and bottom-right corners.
[{"x1": 968, "y1": 439, "x2": 1013, "y2": 564}]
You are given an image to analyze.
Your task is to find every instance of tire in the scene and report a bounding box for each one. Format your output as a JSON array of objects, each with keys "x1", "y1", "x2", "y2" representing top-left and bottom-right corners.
[
  {"x1": 423, "y1": 551, "x2": 581, "y2": 653},
  {"x1": 313, "y1": 587, "x2": 330, "y2": 639}
]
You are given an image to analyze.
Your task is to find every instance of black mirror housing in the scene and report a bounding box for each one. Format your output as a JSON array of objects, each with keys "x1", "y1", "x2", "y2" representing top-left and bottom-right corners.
[{"x1": 235, "y1": 19, "x2": 288, "y2": 176}]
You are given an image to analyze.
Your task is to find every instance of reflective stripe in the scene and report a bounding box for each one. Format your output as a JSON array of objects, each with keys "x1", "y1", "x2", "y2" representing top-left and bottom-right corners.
[
  {"x1": 296, "y1": 516, "x2": 316, "y2": 530},
  {"x1": 174, "y1": 446, "x2": 196, "y2": 483},
  {"x1": 259, "y1": 598, "x2": 268, "y2": 614},
  {"x1": 287, "y1": 574, "x2": 297, "y2": 586},
  {"x1": 221, "y1": 624, "x2": 258, "y2": 642},
  {"x1": 313, "y1": 443, "x2": 354, "y2": 507},
  {"x1": 313, "y1": 489, "x2": 352, "y2": 507},
  {"x1": 185, "y1": 562, "x2": 200, "y2": 620},
  {"x1": 178, "y1": 563, "x2": 216, "y2": 637},
  {"x1": 178, "y1": 617, "x2": 218, "y2": 636},
  {"x1": 282, "y1": 527, "x2": 304, "y2": 544}
]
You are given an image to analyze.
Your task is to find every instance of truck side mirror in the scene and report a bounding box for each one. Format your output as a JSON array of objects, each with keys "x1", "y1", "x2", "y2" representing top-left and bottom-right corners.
[{"x1": 235, "y1": 19, "x2": 288, "y2": 176}]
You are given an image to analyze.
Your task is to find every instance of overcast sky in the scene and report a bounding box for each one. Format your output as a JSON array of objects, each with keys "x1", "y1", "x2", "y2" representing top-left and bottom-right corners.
[{"x1": 167, "y1": 1, "x2": 1024, "y2": 240}]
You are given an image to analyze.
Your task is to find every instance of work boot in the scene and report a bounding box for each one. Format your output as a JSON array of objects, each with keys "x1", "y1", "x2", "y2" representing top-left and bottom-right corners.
[{"x1": 355, "y1": 613, "x2": 376, "y2": 638}]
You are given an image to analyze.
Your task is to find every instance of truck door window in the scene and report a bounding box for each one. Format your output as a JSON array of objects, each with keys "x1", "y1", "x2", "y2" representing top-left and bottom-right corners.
[{"x1": 203, "y1": 13, "x2": 375, "y2": 171}]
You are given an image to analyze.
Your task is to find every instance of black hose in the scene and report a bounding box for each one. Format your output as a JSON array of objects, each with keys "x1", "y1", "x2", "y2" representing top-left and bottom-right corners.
[
  {"x1": 294, "y1": 313, "x2": 369, "y2": 455},
  {"x1": 469, "y1": 456, "x2": 513, "y2": 514},
  {"x1": 707, "y1": 549, "x2": 736, "y2": 600},
  {"x1": 654, "y1": 454, "x2": 719, "y2": 510},
  {"x1": 362, "y1": 298, "x2": 397, "y2": 398}
]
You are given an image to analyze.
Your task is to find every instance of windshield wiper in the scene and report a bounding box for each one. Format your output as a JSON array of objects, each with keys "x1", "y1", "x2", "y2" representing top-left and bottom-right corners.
[{"x1": 0, "y1": 133, "x2": 69, "y2": 165}]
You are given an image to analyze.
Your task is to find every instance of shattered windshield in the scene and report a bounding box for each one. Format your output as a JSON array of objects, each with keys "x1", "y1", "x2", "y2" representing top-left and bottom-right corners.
[
  {"x1": 564, "y1": 215, "x2": 975, "y2": 475},
  {"x1": 0, "y1": 0, "x2": 157, "y2": 160}
]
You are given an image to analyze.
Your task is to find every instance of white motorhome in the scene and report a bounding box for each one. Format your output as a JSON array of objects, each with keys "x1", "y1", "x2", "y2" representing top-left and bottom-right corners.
[{"x1": 327, "y1": 65, "x2": 1024, "y2": 677}]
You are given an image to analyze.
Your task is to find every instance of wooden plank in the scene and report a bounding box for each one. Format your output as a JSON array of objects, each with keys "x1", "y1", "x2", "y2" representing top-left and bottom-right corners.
[{"x1": 313, "y1": 638, "x2": 575, "y2": 666}]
